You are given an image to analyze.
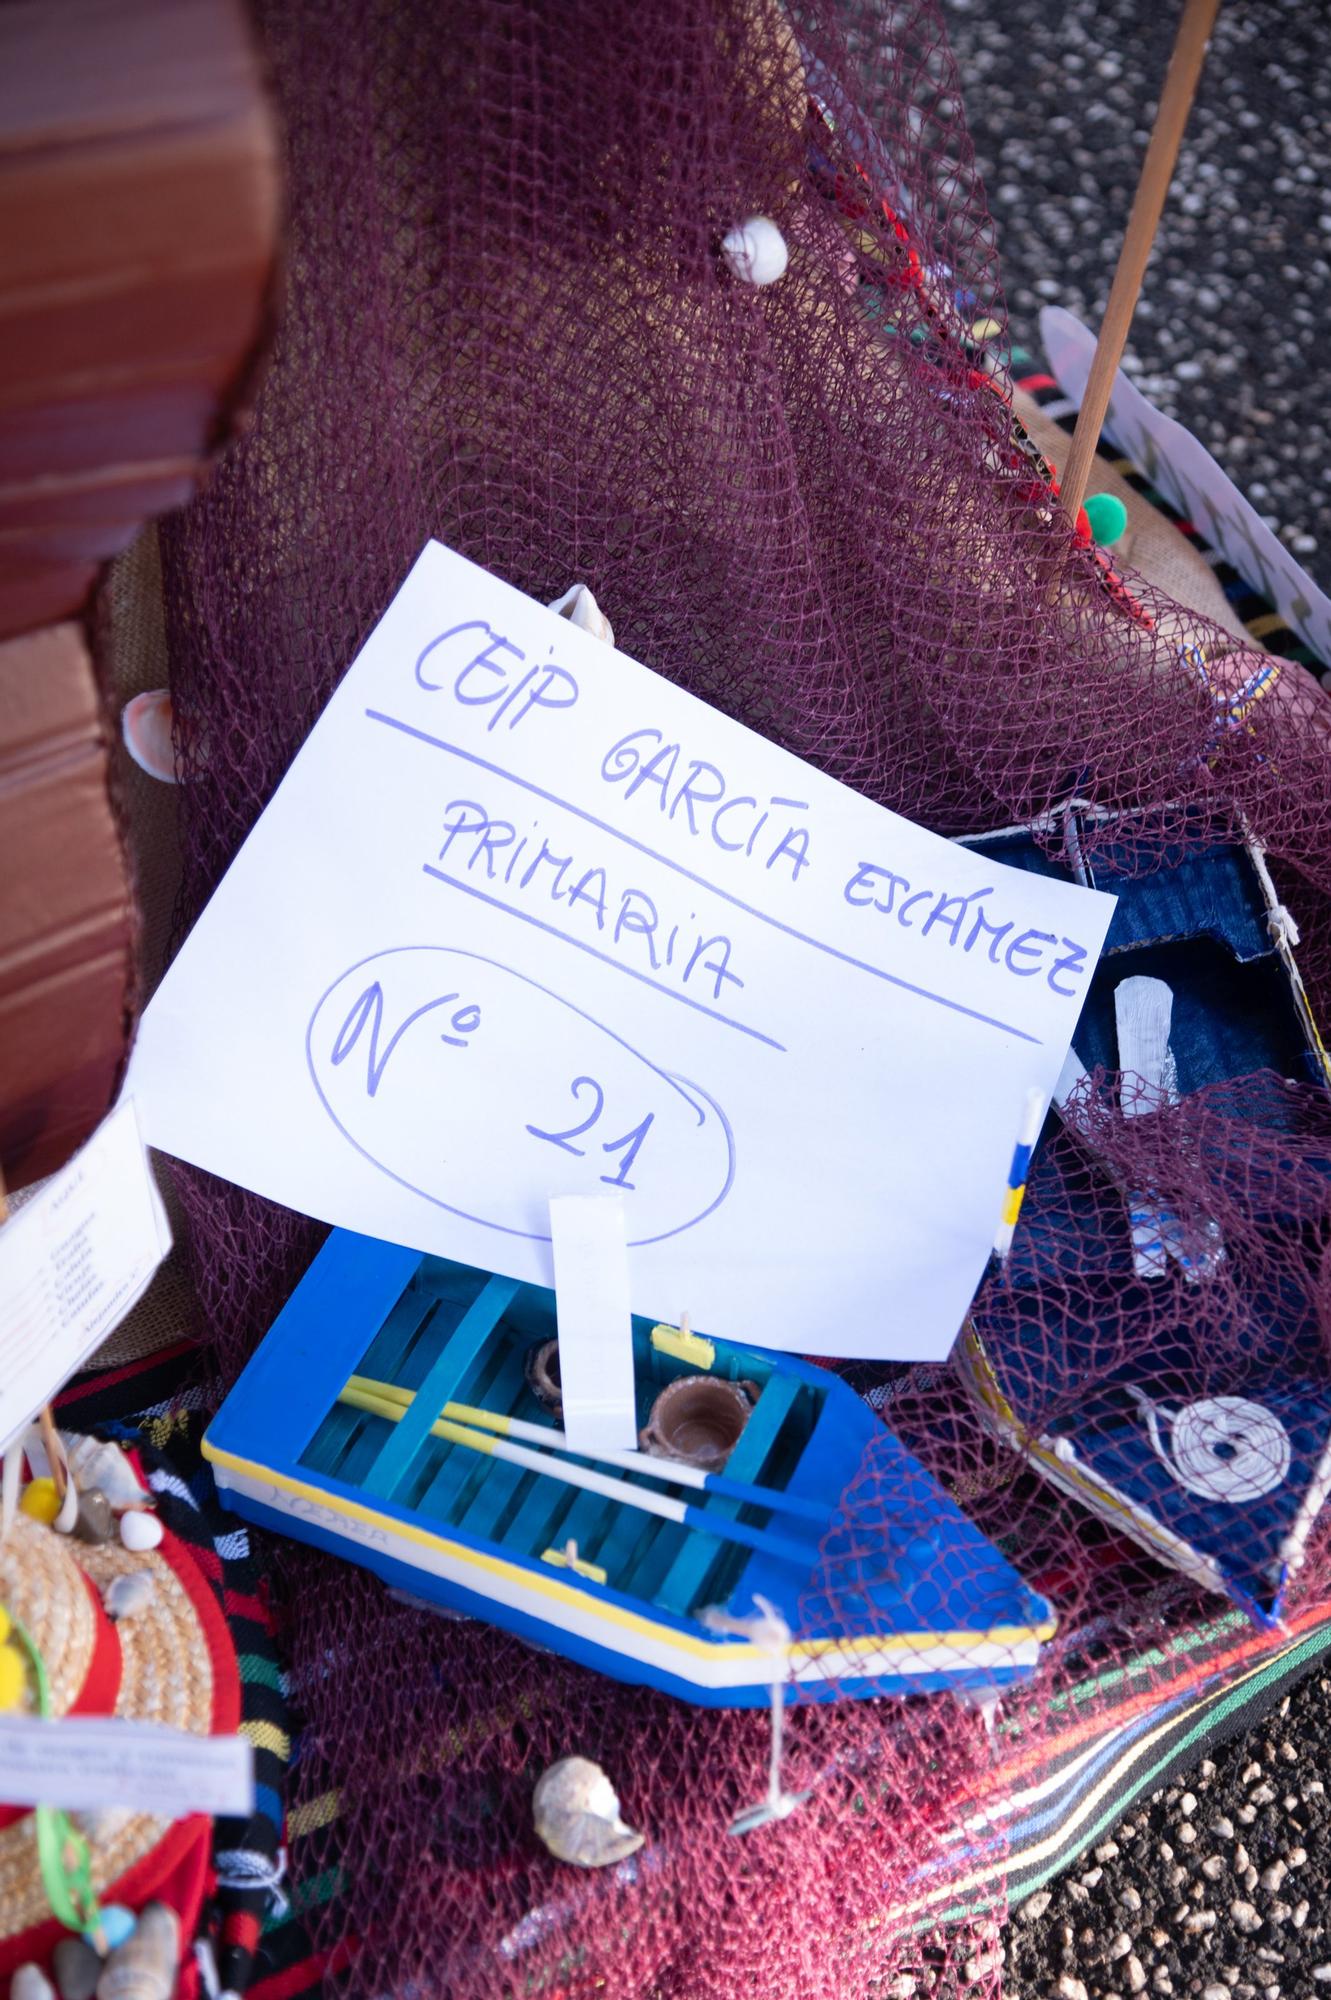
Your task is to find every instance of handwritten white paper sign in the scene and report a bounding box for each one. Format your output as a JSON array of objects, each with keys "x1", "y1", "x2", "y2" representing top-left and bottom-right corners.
[
  {"x1": 1042, "y1": 305, "x2": 1331, "y2": 662},
  {"x1": 0, "y1": 1715, "x2": 253, "y2": 1818},
  {"x1": 127, "y1": 542, "x2": 1115, "y2": 1360},
  {"x1": 0, "y1": 1101, "x2": 170, "y2": 1450}
]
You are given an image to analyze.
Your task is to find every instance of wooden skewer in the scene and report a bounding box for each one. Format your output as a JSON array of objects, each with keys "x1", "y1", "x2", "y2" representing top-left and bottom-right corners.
[
  {"x1": 340, "y1": 1380, "x2": 821, "y2": 1571},
  {"x1": 345, "y1": 1373, "x2": 831, "y2": 1525},
  {"x1": 1060, "y1": 0, "x2": 1222, "y2": 523}
]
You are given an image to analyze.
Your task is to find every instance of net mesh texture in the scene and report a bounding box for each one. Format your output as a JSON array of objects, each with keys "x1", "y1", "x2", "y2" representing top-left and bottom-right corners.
[{"x1": 155, "y1": 2, "x2": 1331, "y2": 1995}]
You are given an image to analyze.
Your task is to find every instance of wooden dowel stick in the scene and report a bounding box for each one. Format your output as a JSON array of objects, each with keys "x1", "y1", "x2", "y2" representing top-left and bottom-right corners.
[{"x1": 1060, "y1": 0, "x2": 1221, "y2": 523}]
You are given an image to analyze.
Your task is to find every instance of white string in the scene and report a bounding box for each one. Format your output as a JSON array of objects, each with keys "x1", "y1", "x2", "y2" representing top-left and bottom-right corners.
[{"x1": 701, "y1": 1594, "x2": 811, "y2": 1833}]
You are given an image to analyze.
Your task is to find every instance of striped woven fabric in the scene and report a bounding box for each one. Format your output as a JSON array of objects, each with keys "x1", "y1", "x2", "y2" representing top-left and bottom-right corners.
[
  {"x1": 52, "y1": 1352, "x2": 291, "y2": 2000},
  {"x1": 1012, "y1": 348, "x2": 1327, "y2": 680}
]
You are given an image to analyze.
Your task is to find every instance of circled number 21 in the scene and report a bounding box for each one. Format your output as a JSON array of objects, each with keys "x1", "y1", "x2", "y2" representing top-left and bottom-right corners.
[{"x1": 526, "y1": 1077, "x2": 655, "y2": 1190}]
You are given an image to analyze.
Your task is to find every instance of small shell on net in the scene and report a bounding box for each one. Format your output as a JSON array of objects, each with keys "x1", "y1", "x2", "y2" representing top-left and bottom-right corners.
[
  {"x1": 720, "y1": 216, "x2": 788, "y2": 286},
  {"x1": 120, "y1": 690, "x2": 178, "y2": 783},
  {"x1": 62, "y1": 1436, "x2": 151, "y2": 1512},
  {"x1": 546, "y1": 582, "x2": 615, "y2": 648},
  {"x1": 532, "y1": 1756, "x2": 644, "y2": 1868},
  {"x1": 95, "y1": 1903, "x2": 179, "y2": 2000},
  {"x1": 104, "y1": 1570, "x2": 156, "y2": 1621}
]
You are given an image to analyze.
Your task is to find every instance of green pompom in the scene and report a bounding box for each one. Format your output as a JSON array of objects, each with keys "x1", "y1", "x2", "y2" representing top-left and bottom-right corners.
[{"x1": 1084, "y1": 491, "x2": 1128, "y2": 546}]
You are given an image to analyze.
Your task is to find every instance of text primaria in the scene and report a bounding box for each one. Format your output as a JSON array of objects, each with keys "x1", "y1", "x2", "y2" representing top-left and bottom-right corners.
[{"x1": 436, "y1": 798, "x2": 743, "y2": 1001}]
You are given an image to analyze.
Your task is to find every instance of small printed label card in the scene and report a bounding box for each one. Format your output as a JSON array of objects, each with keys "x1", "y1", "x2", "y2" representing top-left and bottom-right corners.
[{"x1": 0, "y1": 1099, "x2": 171, "y2": 1450}]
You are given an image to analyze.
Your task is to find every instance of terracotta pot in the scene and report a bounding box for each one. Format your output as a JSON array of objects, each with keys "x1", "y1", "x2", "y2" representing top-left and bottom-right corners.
[
  {"x1": 525, "y1": 1339, "x2": 563, "y2": 1419},
  {"x1": 639, "y1": 1375, "x2": 758, "y2": 1472}
]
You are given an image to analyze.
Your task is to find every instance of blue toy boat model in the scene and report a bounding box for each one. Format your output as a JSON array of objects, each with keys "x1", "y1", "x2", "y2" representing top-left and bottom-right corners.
[
  {"x1": 203, "y1": 1229, "x2": 1055, "y2": 1707},
  {"x1": 959, "y1": 804, "x2": 1331, "y2": 1624}
]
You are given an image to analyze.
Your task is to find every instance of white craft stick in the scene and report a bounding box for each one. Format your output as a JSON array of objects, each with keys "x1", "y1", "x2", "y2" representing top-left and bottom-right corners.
[
  {"x1": 1114, "y1": 976, "x2": 1224, "y2": 1282},
  {"x1": 548, "y1": 1194, "x2": 638, "y2": 1454}
]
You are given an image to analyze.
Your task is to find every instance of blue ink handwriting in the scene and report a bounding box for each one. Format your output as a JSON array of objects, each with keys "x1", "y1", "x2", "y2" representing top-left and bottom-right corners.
[
  {"x1": 601, "y1": 728, "x2": 812, "y2": 882},
  {"x1": 842, "y1": 862, "x2": 1089, "y2": 998},
  {"x1": 415, "y1": 622, "x2": 579, "y2": 732}
]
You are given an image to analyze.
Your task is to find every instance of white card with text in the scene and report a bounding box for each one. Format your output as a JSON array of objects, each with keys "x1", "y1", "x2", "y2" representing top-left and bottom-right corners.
[
  {"x1": 127, "y1": 542, "x2": 1114, "y2": 1359},
  {"x1": 0, "y1": 1716, "x2": 253, "y2": 1818},
  {"x1": 0, "y1": 1101, "x2": 170, "y2": 1450}
]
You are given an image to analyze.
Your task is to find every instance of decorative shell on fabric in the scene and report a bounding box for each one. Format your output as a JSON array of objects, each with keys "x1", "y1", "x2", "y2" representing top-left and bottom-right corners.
[
  {"x1": 120, "y1": 690, "x2": 178, "y2": 783},
  {"x1": 11, "y1": 1965, "x2": 56, "y2": 2000},
  {"x1": 103, "y1": 1570, "x2": 156, "y2": 1621},
  {"x1": 532, "y1": 1756, "x2": 644, "y2": 1868},
  {"x1": 720, "y1": 216, "x2": 788, "y2": 286},
  {"x1": 61, "y1": 1435, "x2": 151, "y2": 1513},
  {"x1": 547, "y1": 582, "x2": 614, "y2": 648},
  {"x1": 95, "y1": 1902, "x2": 180, "y2": 2000}
]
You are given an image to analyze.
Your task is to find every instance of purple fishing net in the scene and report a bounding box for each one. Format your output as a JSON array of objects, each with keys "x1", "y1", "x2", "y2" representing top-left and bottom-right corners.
[{"x1": 157, "y1": 1, "x2": 1331, "y2": 1994}]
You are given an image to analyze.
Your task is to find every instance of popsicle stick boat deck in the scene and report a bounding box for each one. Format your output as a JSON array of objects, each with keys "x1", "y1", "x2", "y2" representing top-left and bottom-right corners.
[{"x1": 203, "y1": 1230, "x2": 1055, "y2": 1706}]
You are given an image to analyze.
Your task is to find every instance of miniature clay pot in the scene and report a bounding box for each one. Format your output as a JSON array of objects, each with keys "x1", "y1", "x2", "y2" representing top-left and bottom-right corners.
[
  {"x1": 639, "y1": 1374, "x2": 758, "y2": 1471},
  {"x1": 525, "y1": 1340, "x2": 563, "y2": 1419}
]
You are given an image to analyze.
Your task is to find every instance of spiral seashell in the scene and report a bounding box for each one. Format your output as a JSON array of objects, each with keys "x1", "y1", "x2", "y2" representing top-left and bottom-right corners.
[
  {"x1": 95, "y1": 1902, "x2": 179, "y2": 2000},
  {"x1": 61, "y1": 1436, "x2": 151, "y2": 1512},
  {"x1": 532, "y1": 1756, "x2": 644, "y2": 1868}
]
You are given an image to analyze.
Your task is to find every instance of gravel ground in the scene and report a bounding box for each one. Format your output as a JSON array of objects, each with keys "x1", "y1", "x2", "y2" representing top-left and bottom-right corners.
[
  {"x1": 1001, "y1": 1671, "x2": 1331, "y2": 2000},
  {"x1": 933, "y1": 5, "x2": 1331, "y2": 1991},
  {"x1": 942, "y1": 0, "x2": 1331, "y2": 596}
]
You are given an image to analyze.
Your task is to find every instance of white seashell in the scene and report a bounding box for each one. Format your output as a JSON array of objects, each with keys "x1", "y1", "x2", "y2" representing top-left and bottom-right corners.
[
  {"x1": 120, "y1": 690, "x2": 178, "y2": 783},
  {"x1": 547, "y1": 583, "x2": 614, "y2": 648},
  {"x1": 720, "y1": 216, "x2": 789, "y2": 286},
  {"x1": 532, "y1": 1755, "x2": 644, "y2": 1868},
  {"x1": 118, "y1": 1510, "x2": 163, "y2": 1553},
  {"x1": 104, "y1": 1570, "x2": 156, "y2": 1620},
  {"x1": 96, "y1": 1902, "x2": 179, "y2": 2000},
  {"x1": 12, "y1": 1965, "x2": 57, "y2": 2000},
  {"x1": 60, "y1": 1436, "x2": 151, "y2": 1512}
]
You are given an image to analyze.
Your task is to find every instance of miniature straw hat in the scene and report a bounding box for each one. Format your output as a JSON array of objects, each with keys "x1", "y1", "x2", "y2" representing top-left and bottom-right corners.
[{"x1": 0, "y1": 1501, "x2": 219, "y2": 1943}]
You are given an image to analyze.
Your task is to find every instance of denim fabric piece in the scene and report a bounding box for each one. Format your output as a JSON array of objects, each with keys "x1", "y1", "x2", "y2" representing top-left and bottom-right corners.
[{"x1": 1091, "y1": 839, "x2": 1273, "y2": 965}]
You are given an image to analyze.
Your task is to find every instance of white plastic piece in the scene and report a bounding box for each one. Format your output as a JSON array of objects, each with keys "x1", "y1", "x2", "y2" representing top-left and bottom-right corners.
[
  {"x1": 720, "y1": 216, "x2": 789, "y2": 286},
  {"x1": 1114, "y1": 976, "x2": 1225, "y2": 1282}
]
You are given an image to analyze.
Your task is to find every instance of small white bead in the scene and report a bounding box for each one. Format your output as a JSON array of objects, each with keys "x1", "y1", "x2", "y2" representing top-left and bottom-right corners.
[
  {"x1": 119, "y1": 1509, "x2": 164, "y2": 1552},
  {"x1": 720, "y1": 216, "x2": 788, "y2": 286}
]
